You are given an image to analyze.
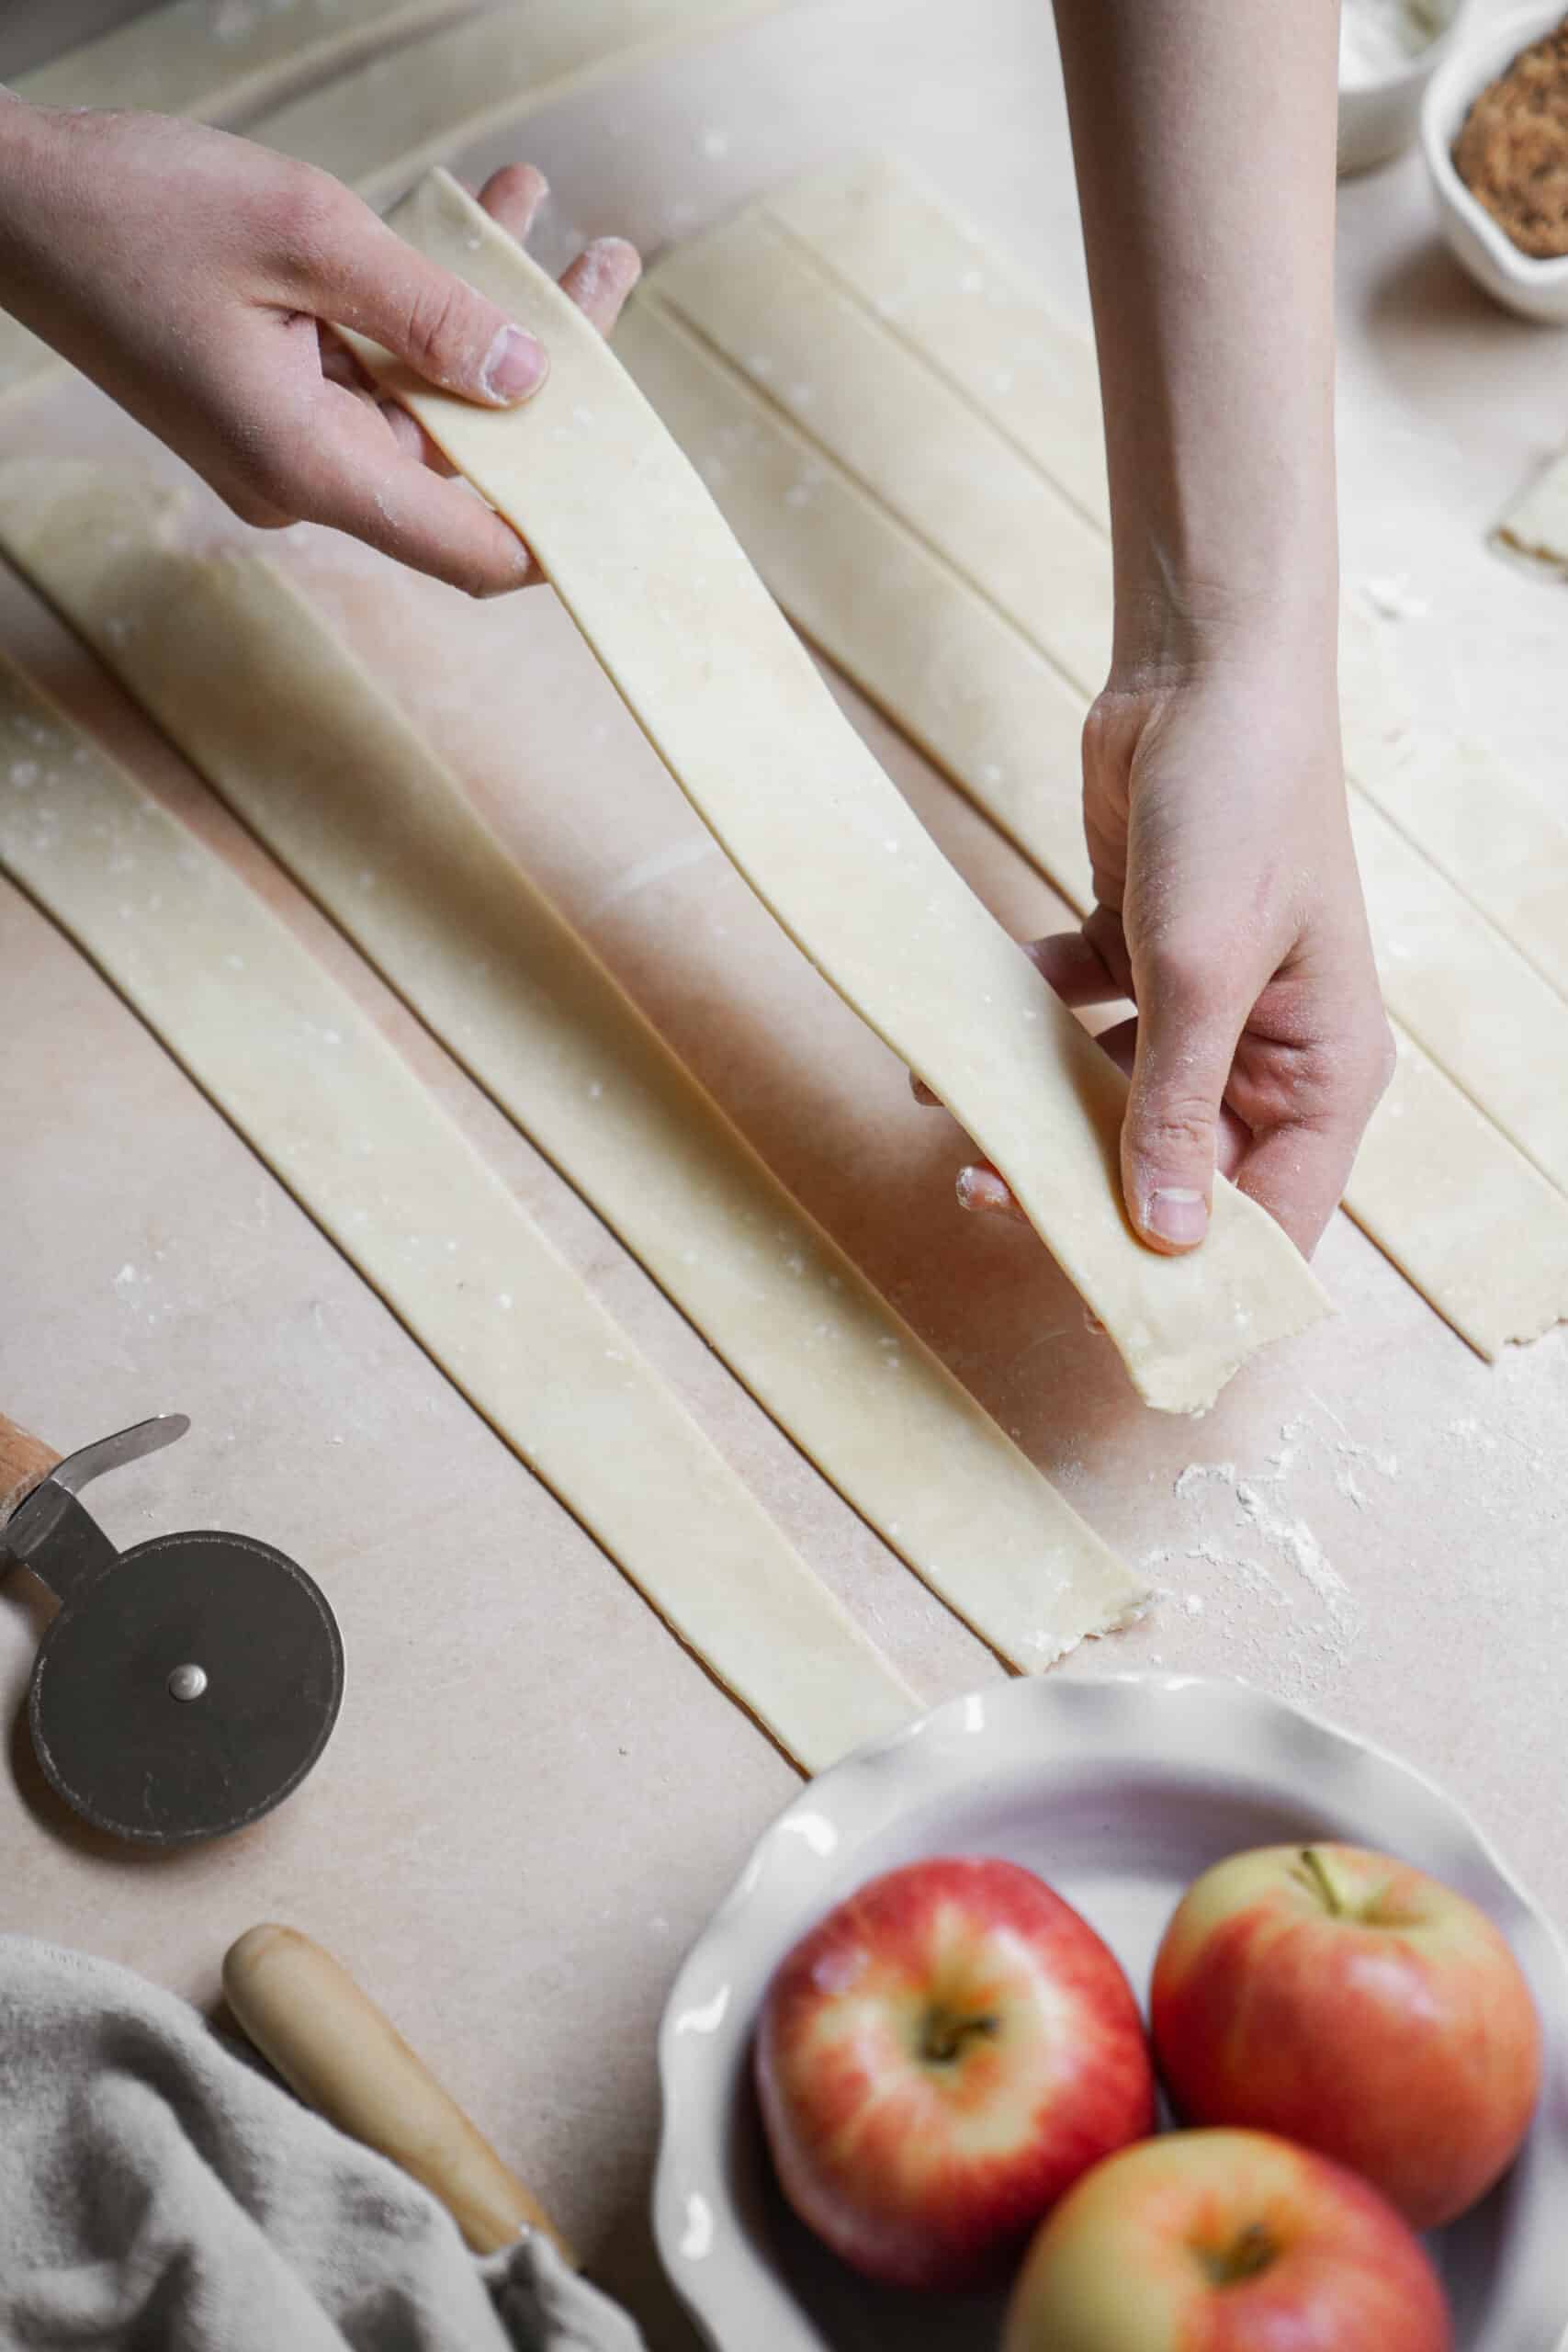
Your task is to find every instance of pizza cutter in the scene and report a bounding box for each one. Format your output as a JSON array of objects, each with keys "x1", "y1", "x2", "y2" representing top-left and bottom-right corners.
[{"x1": 0, "y1": 1409, "x2": 343, "y2": 1846}]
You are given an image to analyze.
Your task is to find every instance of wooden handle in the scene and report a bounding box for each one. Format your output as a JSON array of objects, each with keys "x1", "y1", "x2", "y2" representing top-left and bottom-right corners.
[
  {"x1": 0, "y1": 1413, "x2": 61, "y2": 1523},
  {"x1": 223, "y1": 1926, "x2": 574, "y2": 2266}
]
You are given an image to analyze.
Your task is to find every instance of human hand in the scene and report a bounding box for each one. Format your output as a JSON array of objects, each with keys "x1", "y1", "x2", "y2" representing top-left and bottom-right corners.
[
  {"x1": 0, "y1": 105, "x2": 639, "y2": 594},
  {"x1": 942, "y1": 643, "x2": 1393, "y2": 1259}
]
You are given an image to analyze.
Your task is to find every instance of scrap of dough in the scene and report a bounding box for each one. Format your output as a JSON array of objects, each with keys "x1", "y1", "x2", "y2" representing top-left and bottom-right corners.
[
  {"x1": 0, "y1": 653, "x2": 919, "y2": 1776},
  {"x1": 251, "y1": 0, "x2": 784, "y2": 208},
  {"x1": 0, "y1": 0, "x2": 780, "y2": 405},
  {"x1": 349, "y1": 169, "x2": 1331, "y2": 1417},
  {"x1": 615, "y1": 288, "x2": 1568, "y2": 1359},
  {"x1": 0, "y1": 461, "x2": 1147, "y2": 1671},
  {"x1": 644, "y1": 198, "x2": 1568, "y2": 1205},
  {"x1": 1492, "y1": 446, "x2": 1568, "y2": 582}
]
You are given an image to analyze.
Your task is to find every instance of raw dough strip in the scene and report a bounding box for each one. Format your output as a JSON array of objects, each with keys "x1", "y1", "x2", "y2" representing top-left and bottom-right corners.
[
  {"x1": 615, "y1": 294, "x2": 1568, "y2": 1357},
  {"x1": 0, "y1": 461, "x2": 1146, "y2": 1671},
  {"x1": 643, "y1": 205, "x2": 1568, "y2": 1205},
  {"x1": 742, "y1": 156, "x2": 1568, "y2": 1016},
  {"x1": 764, "y1": 152, "x2": 1111, "y2": 534},
  {"x1": 0, "y1": 652, "x2": 919, "y2": 1775},
  {"x1": 13, "y1": 0, "x2": 478, "y2": 125},
  {"x1": 351, "y1": 168, "x2": 1330, "y2": 1417},
  {"x1": 250, "y1": 0, "x2": 784, "y2": 208},
  {"x1": 0, "y1": 0, "x2": 781, "y2": 405}
]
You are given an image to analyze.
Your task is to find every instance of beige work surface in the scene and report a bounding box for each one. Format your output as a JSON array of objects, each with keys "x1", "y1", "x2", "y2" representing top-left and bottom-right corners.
[{"x1": 2, "y1": 5, "x2": 1565, "y2": 2343}]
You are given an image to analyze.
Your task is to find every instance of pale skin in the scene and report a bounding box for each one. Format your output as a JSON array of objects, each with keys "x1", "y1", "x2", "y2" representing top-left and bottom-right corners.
[
  {"x1": 0, "y1": 18, "x2": 1390, "y2": 1261},
  {"x1": 950, "y1": 1, "x2": 1393, "y2": 1260}
]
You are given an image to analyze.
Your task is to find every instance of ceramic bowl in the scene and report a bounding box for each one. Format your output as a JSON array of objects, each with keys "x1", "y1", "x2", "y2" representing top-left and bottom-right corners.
[
  {"x1": 1338, "y1": 0, "x2": 1472, "y2": 175},
  {"x1": 654, "y1": 1673, "x2": 1568, "y2": 2352},
  {"x1": 1423, "y1": 4, "x2": 1568, "y2": 318}
]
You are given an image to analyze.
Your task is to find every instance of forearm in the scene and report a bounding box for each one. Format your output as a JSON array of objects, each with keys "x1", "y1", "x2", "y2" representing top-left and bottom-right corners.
[{"x1": 1051, "y1": 0, "x2": 1340, "y2": 680}]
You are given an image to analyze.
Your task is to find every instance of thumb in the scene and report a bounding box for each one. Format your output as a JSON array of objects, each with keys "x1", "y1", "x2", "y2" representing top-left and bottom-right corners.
[
  {"x1": 1122, "y1": 957, "x2": 1246, "y2": 1254},
  {"x1": 316, "y1": 203, "x2": 549, "y2": 406}
]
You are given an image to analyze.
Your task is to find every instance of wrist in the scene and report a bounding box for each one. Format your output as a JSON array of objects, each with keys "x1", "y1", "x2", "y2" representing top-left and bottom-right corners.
[{"x1": 1108, "y1": 565, "x2": 1338, "y2": 699}]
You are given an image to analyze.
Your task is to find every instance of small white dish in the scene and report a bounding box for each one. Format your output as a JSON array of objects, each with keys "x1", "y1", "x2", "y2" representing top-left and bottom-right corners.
[
  {"x1": 1339, "y1": 0, "x2": 1471, "y2": 175},
  {"x1": 1423, "y1": 4, "x2": 1568, "y2": 319},
  {"x1": 654, "y1": 1674, "x2": 1568, "y2": 2352}
]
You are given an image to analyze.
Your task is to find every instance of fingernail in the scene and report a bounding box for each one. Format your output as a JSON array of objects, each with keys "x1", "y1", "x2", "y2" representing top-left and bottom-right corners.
[
  {"x1": 1147, "y1": 1186, "x2": 1209, "y2": 1246},
  {"x1": 481, "y1": 323, "x2": 547, "y2": 401}
]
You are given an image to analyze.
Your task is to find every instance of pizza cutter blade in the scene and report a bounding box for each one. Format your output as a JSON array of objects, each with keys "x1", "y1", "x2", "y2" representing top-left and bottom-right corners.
[{"x1": 1, "y1": 1411, "x2": 343, "y2": 1846}]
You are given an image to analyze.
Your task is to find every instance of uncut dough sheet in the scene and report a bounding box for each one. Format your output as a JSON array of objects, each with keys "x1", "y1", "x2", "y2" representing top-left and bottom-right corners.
[
  {"x1": 349, "y1": 169, "x2": 1331, "y2": 1417},
  {"x1": 0, "y1": 459, "x2": 1147, "y2": 1670},
  {"x1": 0, "y1": 655, "x2": 921, "y2": 1775},
  {"x1": 627, "y1": 159, "x2": 1568, "y2": 1354}
]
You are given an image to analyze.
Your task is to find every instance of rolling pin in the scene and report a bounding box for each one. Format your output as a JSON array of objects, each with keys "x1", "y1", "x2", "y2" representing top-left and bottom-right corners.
[{"x1": 223, "y1": 1924, "x2": 576, "y2": 2267}]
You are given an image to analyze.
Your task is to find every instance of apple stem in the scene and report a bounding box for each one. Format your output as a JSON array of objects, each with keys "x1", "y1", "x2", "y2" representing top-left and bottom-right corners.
[
  {"x1": 1296, "y1": 1846, "x2": 1342, "y2": 1918},
  {"x1": 1199, "y1": 2222, "x2": 1277, "y2": 2288},
  {"x1": 921, "y1": 2010, "x2": 1000, "y2": 2066}
]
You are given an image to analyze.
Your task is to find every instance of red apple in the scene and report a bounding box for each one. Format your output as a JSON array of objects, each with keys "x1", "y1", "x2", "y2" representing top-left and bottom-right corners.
[
  {"x1": 753, "y1": 1855, "x2": 1155, "y2": 2290},
  {"x1": 1151, "y1": 1842, "x2": 1541, "y2": 2228},
  {"x1": 1002, "y1": 2128, "x2": 1451, "y2": 2351}
]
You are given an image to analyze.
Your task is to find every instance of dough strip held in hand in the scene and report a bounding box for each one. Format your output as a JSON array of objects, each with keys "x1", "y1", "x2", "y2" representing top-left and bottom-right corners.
[
  {"x1": 0, "y1": 460, "x2": 1146, "y2": 1673},
  {"x1": 0, "y1": 654, "x2": 919, "y2": 1775},
  {"x1": 346, "y1": 169, "x2": 1331, "y2": 1417}
]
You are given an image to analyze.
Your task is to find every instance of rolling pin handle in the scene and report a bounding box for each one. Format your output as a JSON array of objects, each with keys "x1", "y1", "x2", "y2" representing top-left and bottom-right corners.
[{"x1": 223, "y1": 1924, "x2": 577, "y2": 2268}]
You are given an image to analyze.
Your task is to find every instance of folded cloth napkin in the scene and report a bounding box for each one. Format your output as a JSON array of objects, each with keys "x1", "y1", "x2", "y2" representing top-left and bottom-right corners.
[{"x1": 0, "y1": 1936, "x2": 646, "y2": 2351}]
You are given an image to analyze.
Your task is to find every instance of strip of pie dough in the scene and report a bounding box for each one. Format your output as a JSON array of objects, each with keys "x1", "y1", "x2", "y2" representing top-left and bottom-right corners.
[
  {"x1": 0, "y1": 652, "x2": 919, "y2": 1775},
  {"x1": 643, "y1": 206, "x2": 1568, "y2": 1204},
  {"x1": 0, "y1": 0, "x2": 780, "y2": 405},
  {"x1": 12, "y1": 0, "x2": 477, "y2": 123},
  {"x1": 349, "y1": 168, "x2": 1331, "y2": 1417},
  {"x1": 764, "y1": 153, "x2": 1111, "y2": 536},
  {"x1": 0, "y1": 460, "x2": 1147, "y2": 1670},
  {"x1": 728, "y1": 157, "x2": 1568, "y2": 1017},
  {"x1": 614, "y1": 293, "x2": 1568, "y2": 1357}
]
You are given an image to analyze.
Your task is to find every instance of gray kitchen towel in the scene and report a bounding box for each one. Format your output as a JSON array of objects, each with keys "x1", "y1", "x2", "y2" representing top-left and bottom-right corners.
[{"x1": 0, "y1": 1936, "x2": 646, "y2": 2351}]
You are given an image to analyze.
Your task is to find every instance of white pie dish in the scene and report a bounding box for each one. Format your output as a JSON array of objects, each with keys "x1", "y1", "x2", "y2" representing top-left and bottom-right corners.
[
  {"x1": 1338, "y1": 0, "x2": 1471, "y2": 176},
  {"x1": 653, "y1": 1673, "x2": 1568, "y2": 2352},
  {"x1": 1422, "y1": 4, "x2": 1568, "y2": 319}
]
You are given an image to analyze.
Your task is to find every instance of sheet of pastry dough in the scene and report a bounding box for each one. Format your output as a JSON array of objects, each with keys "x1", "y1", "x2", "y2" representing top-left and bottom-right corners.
[
  {"x1": 1492, "y1": 445, "x2": 1568, "y2": 581},
  {"x1": 615, "y1": 294, "x2": 1568, "y2": 1358},
  {"x1": 350, "y1": 169, "x2": 1331, "y2": 1417},
  {"x1": 738, "y1": 160, "x2": 1568, "y2": 1017},
  {"x1": 0, "y1": 461, "x2": 1146, "y2": 1670},
  {"x1": 13, "y1": 0, "x2": 476, "y2": 122},
  {"x1": 644, "y1": 209, "x2": 1568, "y2": 1204},
  {"x1": 0, "y1": 653, "x2": 919, "y2": 1775},
  {"x1": 250, "y1": 0, "x2": 783, "y2": 207}
]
